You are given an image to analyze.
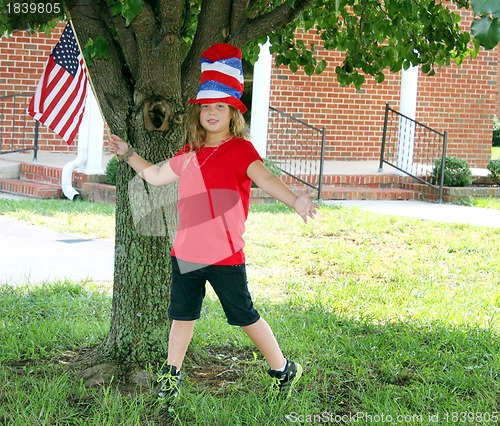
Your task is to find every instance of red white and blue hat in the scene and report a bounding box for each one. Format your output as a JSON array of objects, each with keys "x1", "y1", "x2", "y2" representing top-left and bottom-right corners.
[{"x1": 189, "y1": 43, "x2": 247, "y2": 113}]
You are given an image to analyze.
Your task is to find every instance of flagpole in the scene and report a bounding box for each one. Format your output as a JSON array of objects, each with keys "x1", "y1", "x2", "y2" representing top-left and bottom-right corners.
[{"x1": 66, "y1": 18, "x2": 106, "y2": 121}]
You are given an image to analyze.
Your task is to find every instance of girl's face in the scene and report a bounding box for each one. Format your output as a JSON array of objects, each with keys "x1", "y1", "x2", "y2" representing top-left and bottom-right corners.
[{"x1": 199, "y1": 103, "x2": 231, "y2": 138}]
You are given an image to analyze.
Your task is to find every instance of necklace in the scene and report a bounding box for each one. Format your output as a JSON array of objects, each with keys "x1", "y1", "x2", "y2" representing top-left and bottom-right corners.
[{"x1": 194, "y1": 137, "x2": 232, "y2": 169}]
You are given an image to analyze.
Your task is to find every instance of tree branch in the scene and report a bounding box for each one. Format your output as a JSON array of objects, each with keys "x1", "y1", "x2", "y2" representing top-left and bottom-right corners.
[
  {"x1": 232, "y1": 0, "x2": 316, "y2": 45},
  {"x1": 230, "y1": 0, "x2": 250, "y2": 36},
  {"x1": 181, "y1": 0, "x2": 233, "y2": 102}
]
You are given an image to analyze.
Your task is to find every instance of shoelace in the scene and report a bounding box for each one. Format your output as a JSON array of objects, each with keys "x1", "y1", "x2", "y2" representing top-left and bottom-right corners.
[
  {"x1": 157, "y1": 372, "x2": 178, "y2": 392},
  {"x1": 270, "y1": 376, "x2": 284, "y2": 391}
]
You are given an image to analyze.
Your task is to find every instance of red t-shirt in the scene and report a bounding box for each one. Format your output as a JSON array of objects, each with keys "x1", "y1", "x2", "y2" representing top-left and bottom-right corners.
[{"x1": 169, "y1": 137, "x2": 261, "y2": 266}]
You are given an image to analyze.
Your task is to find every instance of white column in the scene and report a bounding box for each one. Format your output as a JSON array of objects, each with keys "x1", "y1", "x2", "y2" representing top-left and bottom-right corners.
[
  {"x1": 250, "y1": 39, "x2": 272, "y2": 158},
  {"x1": 397, "y1": 65, "x2": 419, "y2": 174}
]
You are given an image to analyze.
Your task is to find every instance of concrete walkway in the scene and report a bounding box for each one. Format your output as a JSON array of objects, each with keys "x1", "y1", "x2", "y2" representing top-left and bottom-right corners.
[
  {"x1": 324, "y1": 199, "x2": 500, "y2": 229},
  {"x1": 0, "y1": 214, "x2": 114, "y2": 285}
]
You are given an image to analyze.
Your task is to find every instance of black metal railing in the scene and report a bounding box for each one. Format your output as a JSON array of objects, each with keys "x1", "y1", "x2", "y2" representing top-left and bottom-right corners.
[
  {"x1": 0, "y1": 93, "x2": 39, "y2": 160},
  {"x1": 266, "y1": 106, "x2": 326, "y2": 200},
  {"x1": 379, "y1": 103, "x2": 447, "y2": 202}
]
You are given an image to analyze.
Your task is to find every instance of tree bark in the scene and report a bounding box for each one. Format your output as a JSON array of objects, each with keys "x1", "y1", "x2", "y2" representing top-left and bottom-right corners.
[{"x1": 68, "y1": 1, "x2": 186, "y2": 382}]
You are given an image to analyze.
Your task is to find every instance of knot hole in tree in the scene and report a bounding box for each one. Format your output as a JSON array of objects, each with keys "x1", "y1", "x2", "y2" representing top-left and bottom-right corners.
[{"x1": 143, "y1": 97, "x2": 172, "y2": 131}]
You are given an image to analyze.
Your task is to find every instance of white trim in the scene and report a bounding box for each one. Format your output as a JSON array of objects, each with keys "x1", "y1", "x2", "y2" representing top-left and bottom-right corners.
[
  {"x1": 201, "y1": 62, "x2": 243, "y2": 82},
  {"x1": 195, "y1": 90, "x2": 231, "y2": 100}
]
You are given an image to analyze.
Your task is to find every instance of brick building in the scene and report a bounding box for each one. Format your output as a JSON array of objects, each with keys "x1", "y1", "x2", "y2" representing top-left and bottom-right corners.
[{"x1": 0, "y1": 13, "x2": 498, "y2": 168}]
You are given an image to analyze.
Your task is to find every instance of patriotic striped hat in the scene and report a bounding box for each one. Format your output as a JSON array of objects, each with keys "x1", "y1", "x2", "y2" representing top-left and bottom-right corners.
[{"x1": 189, "y1": 43, "x2": 247, "y2": 113}]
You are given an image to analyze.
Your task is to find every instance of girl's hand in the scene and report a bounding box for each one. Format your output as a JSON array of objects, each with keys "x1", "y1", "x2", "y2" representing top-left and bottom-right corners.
[
  {"x1": 108, "y1": 134, "x2": 129, "y2": 157},
  {"x1": 293, "y1": 194, "x2": 319, "y2": 223}
]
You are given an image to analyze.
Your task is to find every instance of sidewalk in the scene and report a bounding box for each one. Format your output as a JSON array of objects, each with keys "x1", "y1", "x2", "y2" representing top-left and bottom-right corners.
[
  {"x1": 323, "y1": 200, "x2": 500, "y2": 229},
  {"x1": 0, "y1": 214, "x2": 114, "y2": 285}
]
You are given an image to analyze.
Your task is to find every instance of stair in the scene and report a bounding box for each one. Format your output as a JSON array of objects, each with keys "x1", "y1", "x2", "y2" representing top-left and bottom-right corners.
[
  {"x1": 0, "y1": 158, "x2": 424, "y2": 202},
  {"x1": 0, "y1": 160, "x2": 108, "y2": 200},
  {"x1": 0, "y1": 163, "x2": 64, "y2": 199},
  {"x1": 319, "y1": 174, "x2": 422, "y2": 201},
  {"x1": 0, "y1": 178, "x2": 62, "y2": 198},
  {"x1": 321, "y1": 186, "x2": 421, "y2": 200},
  {"x1": 279, "y1": 173, "x2": 421, "y2": 201}
]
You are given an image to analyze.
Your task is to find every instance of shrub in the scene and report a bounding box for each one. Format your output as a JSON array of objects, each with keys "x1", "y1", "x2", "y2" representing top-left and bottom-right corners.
[
  {"x1": 105, "y1": 155, "x2": 118, "y2": 185},
  {"x1": 493, "y1": 116, "x2": 500, "y2": 147},
  {"x1": 252, "y1": 158, "x2": 283, "y2": 188},
  {"x1": 430, "y1": 156, "x2": 472, "y2": 187},
  {"x1": 487, "y1": 159, "x2": 500, "y2": 185}
]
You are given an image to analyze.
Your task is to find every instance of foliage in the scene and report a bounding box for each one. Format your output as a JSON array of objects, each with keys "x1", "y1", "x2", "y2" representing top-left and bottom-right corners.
[
  {"x1": 493, "y1": 116, "x2": 500, "y2": 147},
  {"x1": 105, "y1": 155, "x2": 118, "y2": 186},
  {"x1": 430, "y1": 156, "x2": 473, "y2": 187},
  {"x1": 487, "y1": 159, "x2": 500, "y2": 185},
  {"x1": 457, "y1": 196, "x2": 500, "y2": 209},
  {"x1": 470, "y1": 0, "x2": 500, "y2": 49},
  {"x1": 1, "y1": 1, "x2": 499, "y2": 90}
]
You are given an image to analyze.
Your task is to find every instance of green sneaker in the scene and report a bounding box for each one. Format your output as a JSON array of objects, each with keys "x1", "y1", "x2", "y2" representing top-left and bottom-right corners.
[
  {"x1": 156, "y1": 365, "x2": 182, "y2": 399},
  {"x1": 268, "y1": 360, "x2": 303, "y2": 398}
]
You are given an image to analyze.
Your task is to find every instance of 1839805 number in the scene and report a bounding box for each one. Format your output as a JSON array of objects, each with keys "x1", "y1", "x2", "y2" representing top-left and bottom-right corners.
[{"x1": 5, "y1": 2, "x2": 61, "y2": 14}]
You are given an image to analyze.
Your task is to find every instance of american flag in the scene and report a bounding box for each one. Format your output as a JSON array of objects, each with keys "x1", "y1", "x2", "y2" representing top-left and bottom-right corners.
[{"x1": 27, "y1": 22, "x2": 88, "y2": 145}]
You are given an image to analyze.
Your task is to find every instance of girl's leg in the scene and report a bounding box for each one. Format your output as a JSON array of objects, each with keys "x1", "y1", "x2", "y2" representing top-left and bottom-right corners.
[
  {"x1": 167, "y1": 319, "x2": 195, "y2": 370},
  {"x1": 241, "y1": 318, "x2": 286, "y2": 370}
]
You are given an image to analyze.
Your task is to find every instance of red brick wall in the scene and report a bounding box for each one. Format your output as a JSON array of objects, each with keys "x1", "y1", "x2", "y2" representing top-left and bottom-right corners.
[
  {"x1": 269, "y1": 8, "x2": 499, "y2": 168},
  {"x1": 0, "y1": 23, "x2": 77, "y2": 153}
]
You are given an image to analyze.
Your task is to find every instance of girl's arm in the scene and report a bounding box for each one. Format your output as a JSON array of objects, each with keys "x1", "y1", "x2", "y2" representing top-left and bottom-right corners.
[
  {"x1": 108, "y1": 134, "x2": 179, "y2": 186},
  {"x1": 247, "y1": 160, "x2": 318, "y2": 223}
]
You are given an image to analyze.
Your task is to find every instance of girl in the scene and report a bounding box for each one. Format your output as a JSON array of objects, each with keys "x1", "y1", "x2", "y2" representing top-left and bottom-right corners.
[{"x1": 108, "y1": 43, "x2": 318, "y2": 399}]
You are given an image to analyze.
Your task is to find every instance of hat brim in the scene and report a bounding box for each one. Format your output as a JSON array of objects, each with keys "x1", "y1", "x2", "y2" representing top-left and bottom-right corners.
[{"x1": 189, "y1": 96, "x2": 247, "y2": 114}]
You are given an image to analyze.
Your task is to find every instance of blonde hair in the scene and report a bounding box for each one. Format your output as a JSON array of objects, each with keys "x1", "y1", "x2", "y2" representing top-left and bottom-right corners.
[{"x1": 186, "y1": 104, "x2": 249, "y2": 152}]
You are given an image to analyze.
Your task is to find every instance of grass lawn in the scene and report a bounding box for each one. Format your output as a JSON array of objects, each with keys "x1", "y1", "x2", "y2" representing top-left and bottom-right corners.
[{"x1": 0, "y1": 200, "x2": 499, "y2": 425}]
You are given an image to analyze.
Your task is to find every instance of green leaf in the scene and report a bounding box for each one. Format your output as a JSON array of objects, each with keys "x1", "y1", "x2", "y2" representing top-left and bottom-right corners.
[
  {"x1": 315, "y1": 59, "x2": 327, "y2": 75},
  {"x1": 352, "y1": 73, "x2": 365, "y2": 90},
  {"x1": 304, "y1": 63, "x2": 314, "y2": 76},
  {"x1": 123, "y1": 0, "x2": 144, "y2": 26},
  {"x1": 93, "y1": 36, "x2": 109, "y2": 60},
  {"x1": 421, "y1": 63, "x2": 431, "y2": 73},
  {"x1": 471, "y1": 16, "x2": 500, "y2": 49},
  {"x1": 471, "y1": 0, "x2": 500, "y2": 18},
  {"x1": 108, "y1": 0, "x2": 123, "y2": 16}
]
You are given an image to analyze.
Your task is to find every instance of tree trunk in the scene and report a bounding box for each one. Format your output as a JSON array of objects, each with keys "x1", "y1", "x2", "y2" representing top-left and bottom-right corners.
[{"x1": 69, "y1": 2, "x2": 187, "y2": 383}]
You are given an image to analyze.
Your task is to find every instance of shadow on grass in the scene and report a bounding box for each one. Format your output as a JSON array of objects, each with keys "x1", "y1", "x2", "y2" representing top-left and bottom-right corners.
[{"x1": 0, "y1": 282, "x2": 499, "y2": 425}]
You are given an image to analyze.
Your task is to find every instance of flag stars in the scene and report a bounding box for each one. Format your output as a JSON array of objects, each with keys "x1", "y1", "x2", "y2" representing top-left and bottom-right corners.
[{"x1": 51, "y1": 25, "x2": 81, "y2": 77}]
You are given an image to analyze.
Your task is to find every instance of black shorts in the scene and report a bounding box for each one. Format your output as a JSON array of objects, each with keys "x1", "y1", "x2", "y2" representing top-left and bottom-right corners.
[{"x1": 168, "y1": 257, "x2": 261, "y2": 327}]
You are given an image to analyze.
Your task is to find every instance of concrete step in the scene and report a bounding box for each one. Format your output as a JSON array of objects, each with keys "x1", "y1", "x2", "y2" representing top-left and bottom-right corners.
[
  {"x1": 0, "y1": 178, "x2": 63, "y2": 199},
  {"x1": 0, "y1": 160, "x2": 20, "y2": 179}
]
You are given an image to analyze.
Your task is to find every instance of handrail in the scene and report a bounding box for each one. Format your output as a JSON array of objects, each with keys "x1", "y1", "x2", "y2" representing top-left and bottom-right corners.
[
  {"x1": 379, "y1": 103, "x2": 447, "y2": 203},
  {"x1": 0, "y1": 92, "x2": 39, "y2": 161},
  {"x1": 266, "y1": 106, "x2": 326, "y2": 200}
]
